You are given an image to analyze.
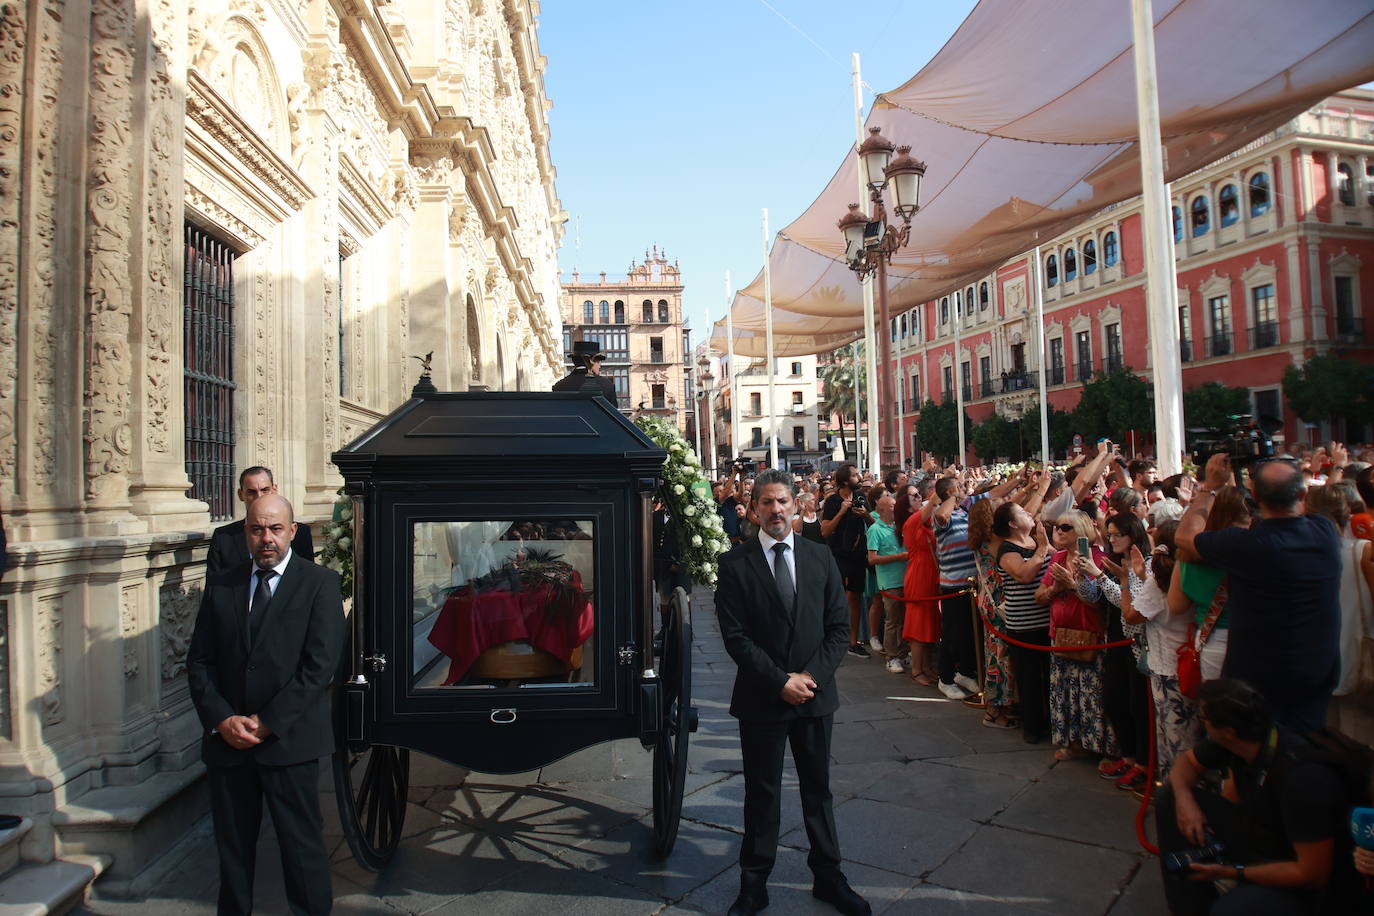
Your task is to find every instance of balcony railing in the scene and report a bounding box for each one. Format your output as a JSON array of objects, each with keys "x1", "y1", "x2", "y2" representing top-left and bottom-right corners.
[
  {"x1": 1104, "y1": 353, "x2": 1124, "y2": 374},
  {"x1": 979, "y1": 380, "x2": 995, "y2": 398},
  {"x1": 1205, "y1": 332, "x2": 1232, "y2": 358},
  {"x1": 649, "y1": 350, "x2": 666, "y2": 363},
  {"x1": 1248, "y1": 321, "x2": 1279, "y2": 350},
  {"x1": 1072, "y1": 360, "x2": 1094, "y2": 382},
  {"x1": 1336, "y1": 315, "x2": 1364, "y2": 342},
  {"x1": 961, "y1": 384, "x2": 973, "y2": 402},
  {"x1": 1048, "y1": 365, "x2": 1065, "y2": 385},
  {"x1": 1180, "y1": 339, "x2": 1193, "y2": 363}
]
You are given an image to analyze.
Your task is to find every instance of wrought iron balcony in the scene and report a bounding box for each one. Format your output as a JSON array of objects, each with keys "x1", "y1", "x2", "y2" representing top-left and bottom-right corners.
[
  {"x1": 1205, "y1": 332, "x2": 1232, "y2": 358},
  {"x1": 1335, "y1": 315, "x2": 1363, "y2": 342},
  {"x1": 1248, "y1": 322, "x2": 1279, "y2": 350},
  {"x1": 1179, "y1": 339, "x2": 1193, "y2": 363}
]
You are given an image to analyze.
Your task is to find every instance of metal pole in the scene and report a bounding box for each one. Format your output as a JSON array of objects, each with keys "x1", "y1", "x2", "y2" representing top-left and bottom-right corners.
[
  {"x1": 1131, "y1": 0, "x2": 1184, "y2": 475},
  {"x1": 763, "y1": 209, "x2": 780, "y2": 471},
  {"x1": 853, "y1": 53, "x2": 881, "y2": 474},
  {"x1": 851, "y1": 341, "x2": 864, "y2": 467},
  {"x1": 875, "y1": 245, "x2": 896, "y2": 471},
  {"x1": 1033, "y1": 245, "x2": 1051, "y2": 461},
  {"x1": 706, "y1": 361, "x2": 718, "y2": 478},
  {"x1": 954, "y1": 292, "x2": 966, "y2": 464},
  {"x1": 690, "y1": 364, "x2": 703, "y2": 464},
  {"x1": 896, "y1": 359, "x2": 907, "y2": 469},
  {"x1": 725, "y1": 271, "x2": 739, "y2": 460}
]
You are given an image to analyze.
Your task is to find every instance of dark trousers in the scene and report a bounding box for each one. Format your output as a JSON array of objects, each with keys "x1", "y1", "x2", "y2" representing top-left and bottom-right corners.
[
  {"x1": 937, "y1": 591, "x2": 977, "y2": 683},
  {"x1": 1155, "y1": 785, "x2": 1316, "y2": 916},
  {"x1": 738, "y1": 714, "x2": 841, "y2": 886},
  {"x1": 208, "y1": 759, "x2": 332, "y2": 916},
  {"x1": 1103, "y1": 645, "x2": 1150, "y2": 761},
  {"x1": 1006, "y1": 626, "x2": 1050, "y2": 740}
]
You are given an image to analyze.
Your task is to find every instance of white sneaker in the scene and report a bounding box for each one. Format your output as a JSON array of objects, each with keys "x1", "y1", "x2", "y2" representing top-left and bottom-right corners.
[
  {"x1": 938, "y1": 680, "x2": 971, "y2": 700},
  {"x1": 899, "y1": 656, "x2": 912, "y2": 669},
  {"x1": 868, "y1": 637, "x2": 884, "y2": 654},
  {"x1": 953, "y1": 673, "x2": 980, "y2": 694},
  {"x1": 885, "y1": 658, "x2": 904, "y2": 674}
]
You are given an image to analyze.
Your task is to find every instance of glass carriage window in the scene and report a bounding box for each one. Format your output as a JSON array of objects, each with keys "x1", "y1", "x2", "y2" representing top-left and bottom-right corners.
[
  {"x1": 1249, "y1": 173, "x2": 1271, "y2": 216},
  {"x1": 1219, "y1": 184, "x2": 1239, "y2": 227},
  {"x1": 410, "y1": 519, "x2": 597, "y2": 691}
]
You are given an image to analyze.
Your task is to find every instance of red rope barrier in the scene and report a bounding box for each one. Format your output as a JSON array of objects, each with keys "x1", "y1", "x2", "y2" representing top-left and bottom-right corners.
[
  {"x1": 983, "y1": 622, "x2": 1135, "y2": 653},
  {"x1": 879, "y1": 588, "x2": 970, "y2": 604}
]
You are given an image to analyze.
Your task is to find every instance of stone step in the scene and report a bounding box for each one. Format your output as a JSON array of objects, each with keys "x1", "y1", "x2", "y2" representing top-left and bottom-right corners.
[
  {"x1": 52, "y1": 766, "x2": 207, "y2": 898},
  {"x1": 0, "y1": 854, "x2": 109, "y2": 916},
  {"x1": 0, "y1": 820, "x2": 34, "y2": 881}
]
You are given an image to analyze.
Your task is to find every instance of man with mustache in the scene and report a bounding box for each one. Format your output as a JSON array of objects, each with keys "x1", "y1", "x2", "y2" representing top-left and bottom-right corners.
[{"x1": 715, "y1": 469, "x2": 869, "y2": 916}]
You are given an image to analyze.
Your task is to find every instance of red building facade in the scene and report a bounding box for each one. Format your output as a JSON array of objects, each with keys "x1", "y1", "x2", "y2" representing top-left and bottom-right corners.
[{"x1": 891, "y1": 89, "x2": 1374, "y2": 462}]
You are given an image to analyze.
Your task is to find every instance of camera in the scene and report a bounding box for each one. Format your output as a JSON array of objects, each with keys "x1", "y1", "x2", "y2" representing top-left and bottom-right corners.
[
  {"x1": 1189, "y1": 414, "x2": 1275, "y2": 468},
  {"x1": 850, "y1": 490, "x2": 868, "y2": 511},
  {"x1": 1162, "y1": 828, "x2": 1227, "y2": 874}
]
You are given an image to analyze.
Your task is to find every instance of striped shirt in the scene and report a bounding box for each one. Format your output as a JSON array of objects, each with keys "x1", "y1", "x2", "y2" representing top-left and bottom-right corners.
[
  {"x1": 997, "y1": 541, "x2": 1051, "y2": 630},
  {"x1": 933, "y1": 494, "x2": 987, "y2": 589}
]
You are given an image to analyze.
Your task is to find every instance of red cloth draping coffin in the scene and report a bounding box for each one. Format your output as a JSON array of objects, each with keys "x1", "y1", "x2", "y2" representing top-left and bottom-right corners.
[{"x1": 427, "y1": 575, "x2": 594, "y2": 684}]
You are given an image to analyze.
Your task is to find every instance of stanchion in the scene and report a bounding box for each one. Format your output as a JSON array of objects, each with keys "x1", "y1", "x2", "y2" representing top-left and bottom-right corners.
[{"x1": 963, "y1": 576, "x2": 987, "y2": 709}]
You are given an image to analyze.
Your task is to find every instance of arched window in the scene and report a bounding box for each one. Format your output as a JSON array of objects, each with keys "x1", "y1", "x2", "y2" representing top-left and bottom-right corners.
[
  {"x1": 1191, "y1": 196, "x2": 1210, "y2": 236},
  {"x1": 1046, "y1": 254, "x2": 1058, "y2": 287},
  {"x1": 965, "y1": 286, "x2": 975, "y2": 315},
  {"x1": 642, "y1": 299, "x2": 653, "y2": 322},
  {"x1": 583, "y1": 300, "x2": 594, "y2": 323},
  {"x1": 940, "y1": 297, "x2": 950, "y2": 324},
  {"x1": 1064, "y1": 248, "x2": 1077, "y2": 281},
  {"x1": 1172, "y1": 206, "x2": 1182, "y2": 242},
  {"x1": 1337, "y1": 162, "x2": 1355, "y2": 206},
  {"x1": 613, "y1": 299, "x2": 624, "y2": 323},
  {"x1": 1103, "y1": 232, "x2": 1119, "y2": 267},
  {"x1": 658, "y1": 299, "x2": 669, "y2": 323},
  {"x1": 979, "y1": 282, "x2": 989, "y2": 309},
  {"x1": 1218, "y1": 185, "x2": 1239, "y2": 227},
  {"x1": 599, "y1": 299, "x2": 610, "y2": 322},
  {"x1": 1249, "y1": 172, "x2": 1271, "y2": 216},
  {"x1": 1083, "y1": 240, "x2": 1097, "y2": 274}
]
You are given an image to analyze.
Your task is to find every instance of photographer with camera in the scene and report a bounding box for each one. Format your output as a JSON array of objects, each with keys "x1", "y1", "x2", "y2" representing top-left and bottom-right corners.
[
  {"x1": 821, "y1": 464, "x2": 873, "y2": 658},
  {"x1": 1175, "y1": 453, "x2": 1341, "y2": 734},
  {"x1": 1157, "y1": 679, "x2": 1360, "y2": 916}
]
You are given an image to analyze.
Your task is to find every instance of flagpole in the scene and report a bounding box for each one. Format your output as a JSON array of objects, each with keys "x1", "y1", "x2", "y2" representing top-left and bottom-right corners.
[
  {"x1": 853, "y1": 52, "x2": 881, "y2": 474},
  {"x1": 763, "y1": 209, "x2": 780, "y2": 471},
  {"x1": 1033, "y1": 244, "x2": 1050, "y2": 460},
  {"x1": 725, "y1": 271, "x2": 739, "y2": 461}
]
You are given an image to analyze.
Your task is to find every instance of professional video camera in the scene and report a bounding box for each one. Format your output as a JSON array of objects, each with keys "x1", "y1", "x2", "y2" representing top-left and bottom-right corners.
[
  {"x1": 1162, "y1": 827, "x2": 1228, "y2": 874},
  {"x1": 1188, "y1": 414, "x2": 1277, "y2": 468}
]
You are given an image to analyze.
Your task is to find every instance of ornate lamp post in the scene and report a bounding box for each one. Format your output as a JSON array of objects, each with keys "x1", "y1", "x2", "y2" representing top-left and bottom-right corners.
[
  {"x1": 697, "y1": 356, "x2": 717, "y2": 478},
  {"x1": 837, "y1": 126, "x2": 925, "y2": 471}
]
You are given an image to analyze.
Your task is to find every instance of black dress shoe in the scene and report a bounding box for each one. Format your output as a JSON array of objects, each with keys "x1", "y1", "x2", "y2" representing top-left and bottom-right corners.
[
  {"x1": 726, "y1": 887, "x2": 769, "y2": 916},
  {"x1": 812, "y1": 876, "x2": 871, "y2": 916}
]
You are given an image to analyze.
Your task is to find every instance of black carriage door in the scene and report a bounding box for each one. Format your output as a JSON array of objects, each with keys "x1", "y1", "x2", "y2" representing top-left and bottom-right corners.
[{"x1": 379, "y1": 488, "x2": 630, "y2": 725}]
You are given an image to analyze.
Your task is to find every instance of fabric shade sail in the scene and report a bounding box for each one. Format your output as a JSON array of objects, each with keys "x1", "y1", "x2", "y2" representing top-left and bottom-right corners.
[{"x1": 712, "y1": 0, "x2": 1374, "y2": 358}]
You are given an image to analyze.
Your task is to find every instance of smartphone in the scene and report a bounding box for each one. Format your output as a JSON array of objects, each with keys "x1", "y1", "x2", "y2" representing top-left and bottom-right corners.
[{"x1": 1076, "y1": 536, "x2": 1091, "y2": 560}]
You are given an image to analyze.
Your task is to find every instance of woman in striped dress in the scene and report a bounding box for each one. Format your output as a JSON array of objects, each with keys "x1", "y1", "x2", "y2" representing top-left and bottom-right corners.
[
  {"x1": 993, "y1": 501, "x2": 1053, "y2": 744},
  {"x1": 968, "y1": 499, "x2": 1016, "y2": 726}
]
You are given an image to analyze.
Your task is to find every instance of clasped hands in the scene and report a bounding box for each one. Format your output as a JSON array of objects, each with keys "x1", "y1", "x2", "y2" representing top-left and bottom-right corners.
[
  {"x1": 780, "y1": 671, "x2": 818, "y2": 706},
  {"x1": 217, "y1": 714, "x2": 272, "y2": 750}
]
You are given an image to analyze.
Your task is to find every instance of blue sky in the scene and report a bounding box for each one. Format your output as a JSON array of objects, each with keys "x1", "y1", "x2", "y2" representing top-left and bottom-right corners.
[{"x1": 537, "y1": 0, "x2": 979, "y2": 345}]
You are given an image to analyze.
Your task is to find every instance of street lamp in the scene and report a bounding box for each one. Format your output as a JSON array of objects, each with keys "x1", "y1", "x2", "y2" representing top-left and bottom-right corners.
[
  {"x1": 837, "y1": 126, "x2": 926, "y2": 471},
  {"x1": 697, "y1": 356, "x2": 717, "y2": 478}
]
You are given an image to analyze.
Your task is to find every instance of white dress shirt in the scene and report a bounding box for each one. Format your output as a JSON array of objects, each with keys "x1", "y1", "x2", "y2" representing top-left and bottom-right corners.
[
  {"x1": 247, "y1": 548, "x2": 293, "y2": 615},
  {"x1": 757, "y1": 527, "x2": 797, "y2": 586}
]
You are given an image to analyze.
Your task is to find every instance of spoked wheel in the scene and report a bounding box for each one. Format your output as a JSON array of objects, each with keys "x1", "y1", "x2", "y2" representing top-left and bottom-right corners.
[
  {"x1": 652, "y1": 586, "x2": 696, "y2": 857},
  {"x1": 333, "y1": 738, "x2": 409, "y2": 871}
]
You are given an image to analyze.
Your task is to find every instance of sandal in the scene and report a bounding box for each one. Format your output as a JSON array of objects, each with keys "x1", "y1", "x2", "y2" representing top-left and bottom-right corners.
[
  {"x1": 1054, "y1": 746, "x2": 1088, "y2": 761},
  {"x1": 911, "y1": 673, "x2": 937, "y2": 687},
  {"x1": 981, "y1": 712, "x2": 1016, "y2": 729}
]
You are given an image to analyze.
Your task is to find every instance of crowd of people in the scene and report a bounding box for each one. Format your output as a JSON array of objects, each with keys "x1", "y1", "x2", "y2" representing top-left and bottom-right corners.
[{"x1": 706, "y1": 441, "x2": 1374, "y2": 915}]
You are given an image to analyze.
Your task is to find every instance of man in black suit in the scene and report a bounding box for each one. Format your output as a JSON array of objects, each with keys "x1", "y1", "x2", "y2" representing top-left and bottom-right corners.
[
  {"x1": 715, "y1": 468, "x2": 871, "y2": 916},
  {"x1": 552, "y1": 340, "x2": 617, "y2": 401},
  {"x1": 206, "y1": 466, "x2": 315, "y2": 577},
  {"x1": 188, "y1": 494, "x2": 345, "y2": 915}
]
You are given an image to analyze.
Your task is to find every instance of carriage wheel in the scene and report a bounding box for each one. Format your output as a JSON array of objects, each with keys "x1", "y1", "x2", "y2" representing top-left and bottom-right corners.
[
  {"x1": 333, "y1": 737, "x2": 409, "y2": 871},
  {"x1": 652, "y1": 586, "x2": 695, "y2": 857}
]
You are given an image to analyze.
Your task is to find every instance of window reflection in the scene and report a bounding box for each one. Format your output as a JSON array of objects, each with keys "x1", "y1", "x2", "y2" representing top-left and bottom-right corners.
[{"x1": 411, "y1": 519, "x2": 596, "y2": 690}]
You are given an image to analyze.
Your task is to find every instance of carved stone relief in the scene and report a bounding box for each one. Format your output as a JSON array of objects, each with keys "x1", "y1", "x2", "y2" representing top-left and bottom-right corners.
[
  {"x1": 160, "y1": 581, "x2": 202, "y2": 681},
  {"x1": 36, "y1": 595, "x2": 63, "y2": 726},
  {"x1": 0, "y1": 3, "x2": 22, "y2": 483},
  {"x1": 0, "y1": 600, "x2": 9, "y2": 739},
  {"x1": 121, "y1": 587, "x2": 139, "y2": 678}
]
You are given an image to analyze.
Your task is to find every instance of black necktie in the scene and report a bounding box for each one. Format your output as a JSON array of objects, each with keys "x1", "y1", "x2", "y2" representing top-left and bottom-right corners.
[
  {"x1": 250, "y1": 568, "x2": 276, "y2": 642},
  {"x1": 772, "y1": 542, "x2": 794, "y2": 611}
]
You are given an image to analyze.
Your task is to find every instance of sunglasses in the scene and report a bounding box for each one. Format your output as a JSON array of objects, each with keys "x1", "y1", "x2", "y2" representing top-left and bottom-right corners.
[{"x1": 1054, "y1": 524, "x2": 1075, "y2": 533}]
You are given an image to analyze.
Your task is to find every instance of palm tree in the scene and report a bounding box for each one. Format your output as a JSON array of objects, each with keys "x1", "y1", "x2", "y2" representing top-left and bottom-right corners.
[{"x1": 819, "y1": 355, "x2": 857, "y2": 461}]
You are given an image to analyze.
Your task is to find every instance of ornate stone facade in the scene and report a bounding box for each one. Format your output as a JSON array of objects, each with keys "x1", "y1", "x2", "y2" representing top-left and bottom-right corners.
[{"x1": 0, "y1": 0, "x2": 563, "y2": 883}]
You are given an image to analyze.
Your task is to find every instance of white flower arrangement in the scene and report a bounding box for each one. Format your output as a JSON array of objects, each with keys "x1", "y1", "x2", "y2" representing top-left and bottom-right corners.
[
  {"x1": 317, "y1": 488, "x2": 355, "y2": 599},
  {"x1": 634, "y1": 415, "x2": 724, "y2": 590}
]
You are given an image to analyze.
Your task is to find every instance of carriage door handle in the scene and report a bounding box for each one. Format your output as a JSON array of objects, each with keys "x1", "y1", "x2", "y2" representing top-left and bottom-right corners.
[{"x1": 490, "y1": 708, "x2": 517, "y2": 724}]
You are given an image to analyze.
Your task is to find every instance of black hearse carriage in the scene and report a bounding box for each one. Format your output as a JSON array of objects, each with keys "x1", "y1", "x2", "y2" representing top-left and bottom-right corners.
[{"x1": 329, "y1": 381, "x2": 697, "y2": 869}]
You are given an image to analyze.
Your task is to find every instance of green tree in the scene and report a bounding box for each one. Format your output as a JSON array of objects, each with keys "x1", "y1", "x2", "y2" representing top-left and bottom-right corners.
[
  {"x1": 914, "y1": 398, "x2": 970, "y2": 464},
  {"x1": 1020, "y1": 402, "x2": 1075, "y2": 458},
  {"x1": 819, "y1": 355, "x2": 857, "y2": 460},
  {"x1": 971, "y1": 413, "x2": 1022, "y2": 463},
  {"x1": 1183, "y1": 381, "x2": 1251, "y2": 432},
  {"x1": 1282, "y1": 354, "x2": 1374, "y2": 430},
  {"x1": 1071, "y1": 369, "x2": 1154, "y2": 443}
]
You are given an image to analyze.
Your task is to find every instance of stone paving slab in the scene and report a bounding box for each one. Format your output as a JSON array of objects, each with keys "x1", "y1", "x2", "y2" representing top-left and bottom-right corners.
[{"x1": 78, "y1": 585, "x2": 1164, "y2": 915}]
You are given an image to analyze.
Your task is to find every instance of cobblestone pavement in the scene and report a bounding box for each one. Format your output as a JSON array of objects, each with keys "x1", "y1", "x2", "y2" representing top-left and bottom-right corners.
[{"x1": 80, "y1": 587, "x2": 1168, "y2": 915}]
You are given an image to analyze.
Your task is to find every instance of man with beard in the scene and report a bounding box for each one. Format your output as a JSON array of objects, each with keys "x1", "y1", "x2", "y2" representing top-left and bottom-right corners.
[{"x1": 715, "y1": 469, "x2": 869, "y2": 916}]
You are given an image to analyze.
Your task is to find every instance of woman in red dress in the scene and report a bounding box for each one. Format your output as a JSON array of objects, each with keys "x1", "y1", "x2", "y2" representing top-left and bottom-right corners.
[{"x1": 899, "y1": 486, "x2": 941, "y2": 685}]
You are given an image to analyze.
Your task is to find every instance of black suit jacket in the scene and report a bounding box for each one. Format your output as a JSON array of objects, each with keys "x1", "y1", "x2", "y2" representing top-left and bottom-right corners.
[
  {"x1": 207, "y1": 519, "x2": 315, "y2": 578},
  {"x1": 187, "y1": 556, "x2": 345, "y2": 767},
  {"x1": 714, "y1": 535, "x2": 850, "y2": 722},
  {"x1": 552, "y1": 368, "x2": 617, "y2": 401}
]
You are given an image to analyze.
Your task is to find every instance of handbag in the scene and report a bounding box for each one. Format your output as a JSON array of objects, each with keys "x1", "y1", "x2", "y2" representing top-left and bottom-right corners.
[
  {"x1": 1053, "y1": 626, "x2": 1104, "y2": 663},
  {"x1": 1177, "y1": 578, "x2": 1227, "y2": 699}
]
